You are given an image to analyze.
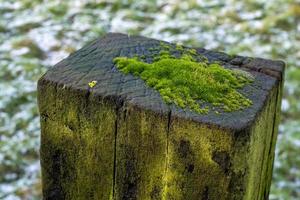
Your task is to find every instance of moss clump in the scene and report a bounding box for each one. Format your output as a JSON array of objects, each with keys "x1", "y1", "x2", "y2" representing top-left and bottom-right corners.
[
  {"x1": 175, "y1": 44, "x2": 184, "y2": 51},
  {"x1": 113, "y1": 47, "x2": 253, "y2": 114}
]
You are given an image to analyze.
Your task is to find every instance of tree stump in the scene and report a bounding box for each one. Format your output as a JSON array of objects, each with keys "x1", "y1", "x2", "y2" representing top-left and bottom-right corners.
[{"x1": 38, "y1": 33, "x2": 285, "y2": 200}]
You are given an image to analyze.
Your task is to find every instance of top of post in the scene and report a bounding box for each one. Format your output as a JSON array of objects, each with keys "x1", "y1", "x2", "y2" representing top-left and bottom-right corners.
[{"x1": 39, "y1": 33, "x2": 285, "y2": 132}]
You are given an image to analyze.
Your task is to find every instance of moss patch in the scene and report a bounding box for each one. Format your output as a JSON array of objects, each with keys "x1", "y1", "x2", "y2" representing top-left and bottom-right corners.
[{"x1": 114, "y1": 45, "x2": 253, "y2": 114}]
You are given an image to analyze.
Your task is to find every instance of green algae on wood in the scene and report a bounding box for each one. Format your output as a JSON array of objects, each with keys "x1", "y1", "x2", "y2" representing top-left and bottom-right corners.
[
  {"x1": 114, "y1": 48, "x2": 253, "y2": 114},
  {"x1": 38, "y1": 80, "x2": 117, "y2": 199},
  {"x1": 114, "y1": 105, "x2": 169, "y2": 199},
  {"x1": 38, "y1": 33, "x2": 285, "y2": 200}
]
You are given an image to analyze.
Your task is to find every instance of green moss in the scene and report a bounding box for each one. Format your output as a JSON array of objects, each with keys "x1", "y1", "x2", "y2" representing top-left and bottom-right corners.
[
  {"x1": 175, "y1": 43, "x2": 184, "y2": 51},
  {"x1": 185, "y1": 48, "x2": 197, "y2": 56},
  {"x1": 114, "y1": 47, "x2": 253, "y2": 114},
  {"x1": 160, "y1": 41, "x2": 171, "y2": 50}
]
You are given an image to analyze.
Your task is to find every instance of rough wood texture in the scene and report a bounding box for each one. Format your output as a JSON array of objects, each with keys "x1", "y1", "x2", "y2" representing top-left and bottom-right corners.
[{"x1": 38, "y1": 33, "x2": 285, "y2": 200}]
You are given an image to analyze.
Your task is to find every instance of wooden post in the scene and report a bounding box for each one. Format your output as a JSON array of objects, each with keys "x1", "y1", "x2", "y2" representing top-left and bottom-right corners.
[{"x1": 38, "y1": 33, "x2": 284, "y2": 200}]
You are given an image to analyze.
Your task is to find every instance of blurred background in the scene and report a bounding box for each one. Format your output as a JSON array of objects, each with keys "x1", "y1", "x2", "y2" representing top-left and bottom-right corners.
[{"x1": 0, "y1": 0, "x2": 299, "y2": 199}]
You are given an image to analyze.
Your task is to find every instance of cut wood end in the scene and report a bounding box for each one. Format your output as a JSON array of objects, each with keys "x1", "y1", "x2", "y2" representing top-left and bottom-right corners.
[{"x1": 38, "y1": 33, "x2": 284, "y2": 132}]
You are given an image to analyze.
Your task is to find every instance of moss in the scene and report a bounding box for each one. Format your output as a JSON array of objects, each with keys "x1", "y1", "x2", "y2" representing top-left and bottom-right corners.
[
  {"x1": 114, "y1": 47, "x2": 253, "y2": 114},
  {"x1": 175, "y1": 43, "x2": 184, "y2": 51},
  {"x1": 162, "y1": 118, "x2": 234, "y2": 199},
  {"x1": 160, "y1": 41, "x2": 171, "y2": 50},
  {"x1": 185, "y1": 48, "x2": 197, "y2": 56}
]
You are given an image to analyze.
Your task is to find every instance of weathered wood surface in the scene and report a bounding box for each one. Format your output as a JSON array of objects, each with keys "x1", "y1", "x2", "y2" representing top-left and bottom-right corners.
[{"x1": 38, "y1": 33, "x2": 285, "y2": 200}]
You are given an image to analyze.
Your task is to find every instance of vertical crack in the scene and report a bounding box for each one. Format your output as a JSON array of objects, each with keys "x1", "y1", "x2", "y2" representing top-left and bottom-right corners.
[
  {"x1": 268, "y1": 86, "x2": 280, "y2": 156},
  {"x1": 112, "y1": 113, "x2": 118, "y2": 199},
  {"x1": 166, "y1": 110, "x2": 172, "y2": 159},
  {"x1": 112, "y1": 98, "x2": 124, "y2": 199},
  {"x1": 162, "y1": 110, "x2": 172, "y2": 198},
  {"x1": 112, "y1": 44, "x2": 126, "y2": 198}
]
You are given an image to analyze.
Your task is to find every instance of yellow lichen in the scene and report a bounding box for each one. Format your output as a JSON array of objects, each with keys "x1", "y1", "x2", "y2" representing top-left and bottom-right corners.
[{"x1": 88, "y1": 80, "x2": 97, "y2": 88}]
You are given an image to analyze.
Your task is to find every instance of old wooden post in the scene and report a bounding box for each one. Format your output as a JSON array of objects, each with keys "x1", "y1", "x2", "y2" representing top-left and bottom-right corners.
[{"x1": 38, "y1": 33, "x2": 284, "y2": 200}]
